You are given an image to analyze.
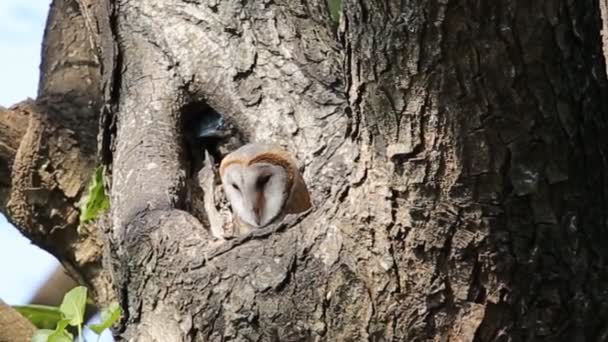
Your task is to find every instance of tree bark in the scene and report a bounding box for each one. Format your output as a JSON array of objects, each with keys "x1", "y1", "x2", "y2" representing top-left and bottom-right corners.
[
  {"x1": 2, "y1": 0, "x2": 608, "y2": 341},
  {"x1": 0, "y1": 0, "x2": 113, "y2": 305},
  {"x1": 0, "y1": 300, "x2": 36, "y2": 342}
]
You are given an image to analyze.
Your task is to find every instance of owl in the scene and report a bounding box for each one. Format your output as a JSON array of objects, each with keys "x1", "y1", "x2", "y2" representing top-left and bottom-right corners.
[{"x1": 219, "y1": 143, "x2": 311, "y2": 230}]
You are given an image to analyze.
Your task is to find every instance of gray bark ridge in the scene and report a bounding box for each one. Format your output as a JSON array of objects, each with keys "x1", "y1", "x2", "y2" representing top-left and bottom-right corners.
[{"x1": 104, "y1": 0, "x2": 608, "y2": 341}]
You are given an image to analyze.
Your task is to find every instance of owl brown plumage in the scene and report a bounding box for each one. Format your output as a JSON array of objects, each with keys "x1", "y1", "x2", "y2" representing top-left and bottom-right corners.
[{"x1": 219, "y1": 143, "x2": 311, "y2": 230}]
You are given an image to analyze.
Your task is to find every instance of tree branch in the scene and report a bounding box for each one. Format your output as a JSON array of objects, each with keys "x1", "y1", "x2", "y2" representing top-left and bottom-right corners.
[
  {"x1": 0, "y1": 102, "x2": 31, "y2": 212},
  {"x1": 0, "y1": 300, "x2": 36, "y2": 342},
  {"x1": 0, "y1": 0, "x2": 114, "y2": 307}
]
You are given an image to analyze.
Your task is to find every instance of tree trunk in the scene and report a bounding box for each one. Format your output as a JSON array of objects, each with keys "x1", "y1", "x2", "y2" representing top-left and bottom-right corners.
[{"x1": 2, "y1": 0, "x2": 608, "y2": 341}]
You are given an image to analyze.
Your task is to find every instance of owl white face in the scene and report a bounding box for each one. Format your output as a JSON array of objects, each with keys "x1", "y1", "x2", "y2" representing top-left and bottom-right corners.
[{"x1": 221, "y1": 162, "x2": 289, "y2": 228}]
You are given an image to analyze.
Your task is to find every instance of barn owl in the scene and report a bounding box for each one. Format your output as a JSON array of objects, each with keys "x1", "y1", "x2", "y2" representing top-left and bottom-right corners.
[{"x1": 219, "y1": 143, "x2": 311, "y2": 231}]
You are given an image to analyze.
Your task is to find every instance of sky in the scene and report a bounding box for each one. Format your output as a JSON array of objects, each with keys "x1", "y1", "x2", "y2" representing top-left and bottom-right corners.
[
  {"x1": 0, "y1": 1, "x2": 112, "y2": 340},
  {"x1": 0, "y1": 0, "x2": 47, "y2": 106}
]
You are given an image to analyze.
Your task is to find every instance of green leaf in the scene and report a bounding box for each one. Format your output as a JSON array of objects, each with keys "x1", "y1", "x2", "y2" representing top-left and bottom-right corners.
[
  {"x1": 13, "y1": 304, "x2": 63, "y2": 329},
  {"x1": 54, "y1": 319, "x2": 70, "y2": 335},
  {"x1": 32, "y1": 329, "x2": 54, "y2": 342},
  {"x1": 31, "y1": 329, "x2": 72, "y2": 342},
  {"x1": 59, "y1": 286, "x2": 87, "y2": 327},
  {"x1": 79, "y1": 166, "x2": 110, "y2": 224},
  {"x1": 89, "y1": 302, "x2": 122, "y2": 334},
  {"x1": 328, "y1": 0, "x2": 341, "y2": 23},
  {"x1": 27, "y1": 316, "x2": 74, "y2": 341},
  {"x1": 47, "y1": 330, "x2": 73, "y2": 342}
]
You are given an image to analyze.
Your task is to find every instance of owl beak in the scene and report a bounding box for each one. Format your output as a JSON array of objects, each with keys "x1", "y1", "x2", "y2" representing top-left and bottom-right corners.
[
  {"x1": 252, "y1": 205, "x2": 262, "y2": 226},
  {"x1": 253, "y1": 194, "x2": 264, "y2": 226}
]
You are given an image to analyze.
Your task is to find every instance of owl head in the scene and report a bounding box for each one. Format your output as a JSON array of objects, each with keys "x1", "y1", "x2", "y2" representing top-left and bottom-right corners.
[{"x1": 219, "y1": 143, "x2": 311, "y2": 228}]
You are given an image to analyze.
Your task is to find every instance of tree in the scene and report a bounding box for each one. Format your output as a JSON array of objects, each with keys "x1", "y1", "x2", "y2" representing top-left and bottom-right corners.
[{"x1": 2, "y1": 0, "x2": 608, "y2": 340}]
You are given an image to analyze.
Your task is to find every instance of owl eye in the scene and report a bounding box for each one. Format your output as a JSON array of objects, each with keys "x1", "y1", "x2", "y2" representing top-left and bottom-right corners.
[
  {"x1": 231, "y1": 183, "x2": 240, "y2": 191},
  {"x1": 256, "y1": 175, "x2": 271, "y2": 188}
]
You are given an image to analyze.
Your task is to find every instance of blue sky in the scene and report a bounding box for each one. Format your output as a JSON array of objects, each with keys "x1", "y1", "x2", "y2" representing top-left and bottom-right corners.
[
  {"x1": 1, "y1": 1, "x2": 112, "y2": 340},
  {"x1": 0, "y1": 0, "x2": 48, "y2": 107}
]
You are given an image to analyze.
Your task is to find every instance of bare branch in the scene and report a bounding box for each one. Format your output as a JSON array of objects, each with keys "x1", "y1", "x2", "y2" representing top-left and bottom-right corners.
[{"x1": 0, "y1": 300, "x2": 36, "y2": 342}]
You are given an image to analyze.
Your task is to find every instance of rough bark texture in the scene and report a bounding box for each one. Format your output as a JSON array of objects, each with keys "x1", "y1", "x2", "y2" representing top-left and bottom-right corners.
[
  {"x1": 102, "y1": 0, "x2": 608, "y2": 340},
  {"x1": 601, "y1": 0, "x2": 608, "y2": 72},
  {"x1": 0, "y1": 300, "x2": 36, "y2": 342},
  {"x1": 0, "y1": 0, "x2": 113, "y2": 305},
  {"x1": 0, "y1": 103, "x2": 30, "y2": 211},
  {"x1": 2, "y1": 0, "x2": 608, "y2": 341}
]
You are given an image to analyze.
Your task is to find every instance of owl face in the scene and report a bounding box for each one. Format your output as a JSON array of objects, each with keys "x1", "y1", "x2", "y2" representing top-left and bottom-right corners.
[{"x1": 221, "y1": 162, "x2": 289, "y2": 227}]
